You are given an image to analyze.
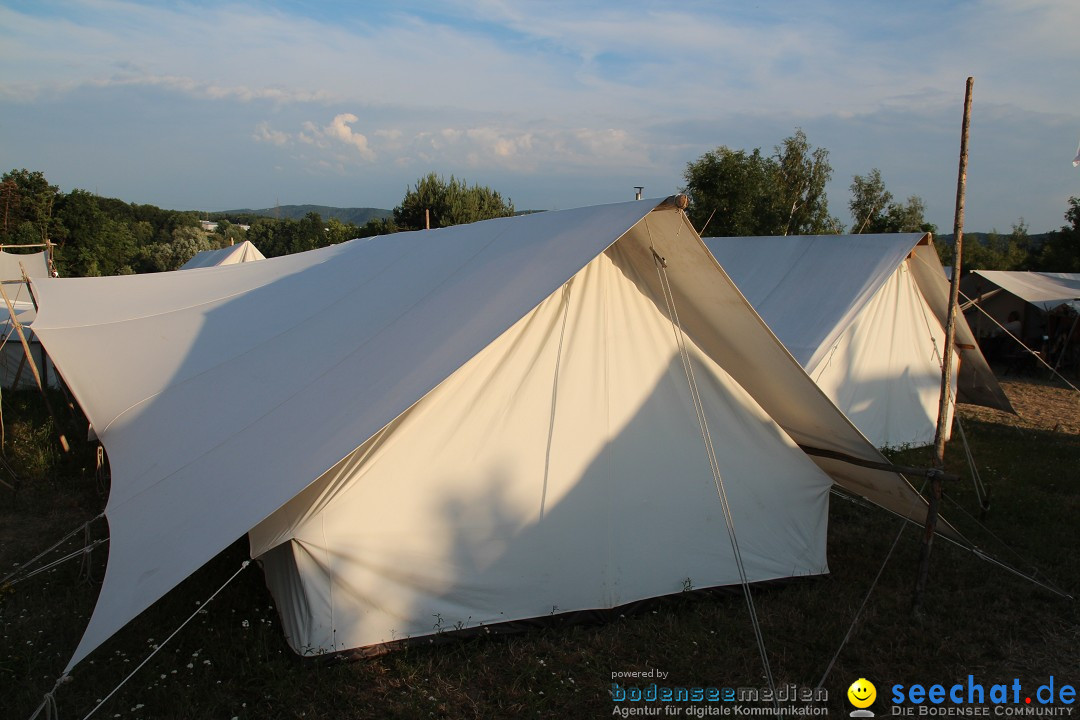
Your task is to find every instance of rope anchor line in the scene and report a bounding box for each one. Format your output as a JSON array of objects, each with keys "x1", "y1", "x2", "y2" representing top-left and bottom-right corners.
[
  {"x1": 2, "y1": 514, "x2": 105, "y2": 588},
  {"x1": 76, "y1": 560, "x2": 252, "y2": 720},
  {"x1": 648, "y1": 234, "x2": 777, "y2": 701}
]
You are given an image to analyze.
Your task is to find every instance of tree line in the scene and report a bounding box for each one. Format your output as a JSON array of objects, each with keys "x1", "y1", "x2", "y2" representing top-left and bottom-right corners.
[
  {"x1": 0, "y1": 170, "x2": 515, "y2": 277},
  {"x1": 3, "y1": 135, "x2": 1078, "y2": 277},
  {"x1": 681, "y1": 129, "x2": 1077, "y2": 271}
]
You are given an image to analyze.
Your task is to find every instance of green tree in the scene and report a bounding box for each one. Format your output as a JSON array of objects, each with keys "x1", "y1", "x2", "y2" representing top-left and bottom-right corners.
[
  {"x1": 773, "y1": 129, "x2": 837, "y2": 235},
  {"x1": 325, "y1": 217, "x2": 363, "y2": 246},
  {"x1": 294, "y1": 211, "x2": 326, "y2": 253},
  {"x1": 684, "y1": 130, "x2": 838, "y2": 237},
  {"x1": 882, "y1": 195, "x2": 935, "y2": 234},
  {"x1": 1, "y1": 169, "x2": 60, "y2": 245},
  {"x1": 849, "y1": 168, "x2": 934, "y2": 234},
  {"x1": 53, "y1": 189, "x2": 106, "y2": 276},
  {"x1": 1037, "y1": 197, "x2": 1080, "y2": 271},
  {"x1": 245, "y1": 218, "x2": 282, "y2": 258},
  {"x1": 849, "y1": 169, "x2": 892, "y2": 234},
  {"x1": 393, "y1": 173, "x2": 514, "y2": 231},
  {"x1": 963, "y1": 222, "x2": 1032, "y2": 271},
  {"x1": 683, "y1": 147, "x2": 783, "y2": 236},
  {"x1": 357, "y1": 217, "x2": 398, "y2": 238}
]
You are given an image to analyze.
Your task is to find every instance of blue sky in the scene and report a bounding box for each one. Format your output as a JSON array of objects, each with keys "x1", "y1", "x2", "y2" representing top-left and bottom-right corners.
[{"x1": 2, "y1": 0, "x2": 1078, "y2": 232}]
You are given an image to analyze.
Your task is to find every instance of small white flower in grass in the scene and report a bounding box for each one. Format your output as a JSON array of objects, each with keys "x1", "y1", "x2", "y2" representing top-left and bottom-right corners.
[
  {"x1": 203, "y1": 659, "x2": 211, "y2": 665},
  {"x1": 241, "y1": 620, "x2": 250, "y2": 628},
  {"x1": 187, "y1": 662, "x2": 194, "y2": 669}
]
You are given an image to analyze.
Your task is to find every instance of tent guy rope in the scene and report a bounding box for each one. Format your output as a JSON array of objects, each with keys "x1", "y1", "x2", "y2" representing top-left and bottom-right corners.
[
  {"x1": 649, "y1": 231, "x2": 777, "y2": 700},
  {"x1": 2, "y1": 514, "x2": 104, "y2": 588},
  {"x1": 73, "y1": 561, "x2": 252, "y2": 720},
  {"x1": 816, "y1": 478, "x2": 929, "y2": 690}
]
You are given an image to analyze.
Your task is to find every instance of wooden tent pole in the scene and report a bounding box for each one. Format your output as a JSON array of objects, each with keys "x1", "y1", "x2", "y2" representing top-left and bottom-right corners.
[
  {"x1": 914, "y1": 76, "x2": 973, "y2": 611},
  {"x1": 0, "y1": 280, "x2": 68, "y2": 452},
  {"x1": 19, "y1": 265, "x2": 38, "y2": 312}
]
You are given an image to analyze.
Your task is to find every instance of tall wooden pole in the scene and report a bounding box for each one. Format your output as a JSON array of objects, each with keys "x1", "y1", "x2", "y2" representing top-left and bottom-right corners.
[
  {"x1": 0, "y1": 281, "x2": 68, "y2": 452},
  {"x1": 914, "y1": 76, "x2": 973, "y2": 611}
]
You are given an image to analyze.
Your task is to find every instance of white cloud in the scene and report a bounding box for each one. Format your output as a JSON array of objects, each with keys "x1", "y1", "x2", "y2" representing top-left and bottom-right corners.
[
  {"x1": 253, "y1": 122, "x2": 290, "y2": 147},
  {"x1": 265, "y1": 117, "x2": 649, "y2": 175},
  {"x1": 2, "y1": 0, "x2": 1079, "y2": 229},
  {"x1": 323, "y1": 114, "x2": 376, "y2": 160}
]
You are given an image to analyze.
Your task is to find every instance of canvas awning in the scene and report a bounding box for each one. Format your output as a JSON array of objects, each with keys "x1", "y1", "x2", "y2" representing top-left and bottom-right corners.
[{"x1": 970, "y1": 271, "x2": 1080, "y2": 312}]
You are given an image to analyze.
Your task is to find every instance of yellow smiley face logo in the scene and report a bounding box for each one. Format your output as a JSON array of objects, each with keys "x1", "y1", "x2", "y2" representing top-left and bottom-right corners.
[{"x1": 847, "y1": 678, "x2": 876, "y2": 709}]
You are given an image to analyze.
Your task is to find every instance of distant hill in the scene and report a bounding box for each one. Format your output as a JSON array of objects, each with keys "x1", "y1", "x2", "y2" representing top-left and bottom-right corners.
[{"x1": 212, "y1": 205, "x2": 393, "y2": 225}]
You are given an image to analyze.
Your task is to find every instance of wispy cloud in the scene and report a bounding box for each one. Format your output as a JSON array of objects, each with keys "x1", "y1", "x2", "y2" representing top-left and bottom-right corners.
[
  {"x1": 1, "y1": 0, "x2": 1078, "y2": 228},
  {"x1": 253, "y1": 122, "x2": 290, "y2": 147},
  {"x1": 257, "y1": 115, "x2": 648, "y2": 173}
]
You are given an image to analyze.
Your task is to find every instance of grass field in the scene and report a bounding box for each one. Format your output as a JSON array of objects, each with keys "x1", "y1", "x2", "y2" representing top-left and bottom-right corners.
[{"x1": 2, "y1": 379, "x2": 1078, "y2": 719}]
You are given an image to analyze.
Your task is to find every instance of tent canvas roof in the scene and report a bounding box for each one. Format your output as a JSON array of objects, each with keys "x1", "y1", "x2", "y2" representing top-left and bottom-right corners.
[
  {"x1": 179, "y1": 240, "x2": 266, "y2": 269},
  {"x1": 30, "y1": 200, "x2": 949, "y2": 669},
  {"x1": 971, "y1": 271, "x2": 1080, "y2": 312},
  {"x1": 704, "y1": 233, "x2": 1012, "y2": 423},
  {"x1": 0, "y1": 249, "x2": 51, "y2": 282}
]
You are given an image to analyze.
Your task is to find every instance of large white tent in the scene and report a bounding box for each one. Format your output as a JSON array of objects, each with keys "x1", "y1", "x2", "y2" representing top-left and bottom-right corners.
[
  {"x1": 179, "y1": 240, "x2": 266, "y2": 269},
  {"x1": 30, "y1": 200, "x2": 950, "y2": 665},
  {"x1": 704, "y1": 233, "x2": 1012, "y2": 449}
]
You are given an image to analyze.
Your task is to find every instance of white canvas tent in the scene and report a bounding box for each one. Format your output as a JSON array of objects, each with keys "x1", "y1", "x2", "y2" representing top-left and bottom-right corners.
[
  {"x1": 962, "y1": 271, "x2": 1080, "y2": 341},
  {"x1": 179, "y1": 240, "x2": 266, "y2": 269},
  {"x1": 0, "y1": 249, "x2": 57, "y2": 388},
  {"x1": 966, "y1": 271, "x2": 1080, "y2": 313},
  {"x1": 961, "y1": 271, "x2": 1080, "y2": 371},
  {"x1": 704, "y1": 233, "x2": 1012, "y2": 449},
  {"x1": 30, "y1": 200, "x2": 951, "y2": 666},
  {"x1": 0, "y1": 248, "x2": 51, "y2": 280}
]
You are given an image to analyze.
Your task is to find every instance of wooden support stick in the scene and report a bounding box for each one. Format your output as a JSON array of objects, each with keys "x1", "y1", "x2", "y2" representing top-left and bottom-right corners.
[
  {"x1": 914, "y1": 76, "x2": 973, "y2": 612},
  {"x1": 0, "y1": 281, "x2": 68, "y2": 452},
  {"x1": 12, "y1": 350, "x2": 27, "y2": 388},
  {"x1": 19, "y1": 265, "x2": 38, "y2": 312}
]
